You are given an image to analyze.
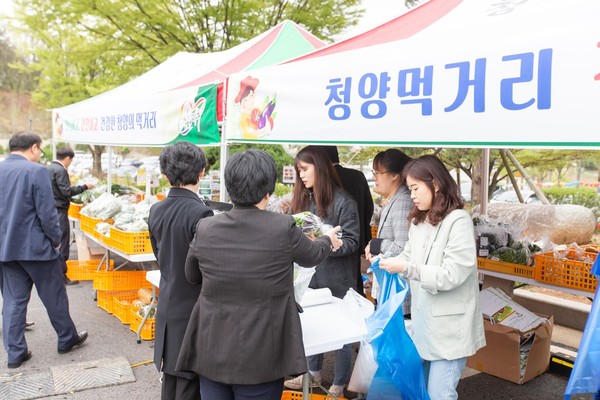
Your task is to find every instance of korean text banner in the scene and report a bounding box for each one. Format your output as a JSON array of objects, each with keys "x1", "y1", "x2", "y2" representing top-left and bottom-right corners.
[
  {"x1": 225, "y1": 0, "x2": 600, "y2": 148},
  {"x1": 53, "y1": 84, "x2": 219, "y2": 146}
]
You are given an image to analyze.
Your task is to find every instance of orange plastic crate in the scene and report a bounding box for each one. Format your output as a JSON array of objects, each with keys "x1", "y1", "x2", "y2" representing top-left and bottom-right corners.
[
  {"x1": 109, "y1": 226, "x2": 152, "y2": 254},
  {"x1": 80, "y1": 214, "x2": 102, "y2": 235},
  {"x1": 68, "y1": 202, "x2": 83, "y2": 219},
  {"x1": 66, "y1": 259, "x2": 114, "y2": 281},
  {"x1": 534, "y1": 250, "x2": 598, "y2": 293},
  {"x1": 477, "y1": 257, "x2": 535, "y2": 279},
  {"x1": 97, "y1": 289, "x2": 137, "y2": 314},
  {"x1": 112, "y1": 293, "x2": 141, "y2": 324},
  {"x1": 80, "y1": 214, "x2": 113, "y2": 239},
  {"x1": 93, "y1": 270, "x2": 152, "y2": 291},
  {"x1": 281, "y1": 391, "x2": 345, "y2": 400},
  {"x1": 129, "y1": 308, "x2": 156, "y2": 340}
]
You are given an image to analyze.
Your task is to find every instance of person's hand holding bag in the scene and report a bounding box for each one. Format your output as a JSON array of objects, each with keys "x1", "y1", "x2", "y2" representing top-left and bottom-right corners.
[{"x1": 378, "y1": 256, "x2": 406, "y2": 274}]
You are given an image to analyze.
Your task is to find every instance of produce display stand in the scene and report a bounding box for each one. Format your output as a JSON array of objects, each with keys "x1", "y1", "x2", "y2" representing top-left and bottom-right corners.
[
  {"x1": 142, "y1": 270, "x2": 160, "y2": 344},
  {"x1": 76, "y1": 226, "x2": 158, "y2": 342},
  {"x1": 477, "y1": 257, "x2": 597, "y2": 299},
  {"x1": 82, "y1": 231, "x2": 156, "y2": 269},
  {"x1": 144, "y1": 271, "x2": 368, "y2": 400}
]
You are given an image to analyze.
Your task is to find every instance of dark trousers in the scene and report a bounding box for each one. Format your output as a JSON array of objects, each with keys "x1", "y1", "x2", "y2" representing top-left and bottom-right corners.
[
  {"x1": 1, "y1": 258, "x2": 78, "y2": 363},
  {"x1": 162, "y1": 372, "x2": 201, "y2": 400},
  {"x1": 57, "y1": 209, "x2": 71, "y2": 275},
  {"x1": 199, "y1": 376, "x2": 283, "y2": 400}
]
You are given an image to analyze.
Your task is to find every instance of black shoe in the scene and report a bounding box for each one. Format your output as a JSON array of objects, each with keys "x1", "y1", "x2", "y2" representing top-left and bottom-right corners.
[
  {"x1": 58, "y1": 331, "x2": 88, "y2": 354},
  {"x1": 8, "y1": 351, "x2": 32, "y2": 369},
  {"x1": 64, "y1": 277, "x2": 79, "y2": 285}
]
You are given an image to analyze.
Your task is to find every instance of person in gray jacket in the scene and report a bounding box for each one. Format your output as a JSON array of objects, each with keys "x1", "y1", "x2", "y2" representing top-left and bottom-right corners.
[
  {"x1": 47, "y1": 147, "x2": 94, "y2": 284},
  {"x1": 365, "y1": 149, "x2": 413, "y2": 316},
  {"x1": 285, "y1": 146, "x2": 360, "y2": 398}
]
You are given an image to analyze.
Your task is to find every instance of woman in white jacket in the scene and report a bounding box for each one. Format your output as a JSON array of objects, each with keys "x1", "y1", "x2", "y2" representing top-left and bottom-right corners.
[{"x1": 379, "y1": 155, "x2": 485, "y2": 400}]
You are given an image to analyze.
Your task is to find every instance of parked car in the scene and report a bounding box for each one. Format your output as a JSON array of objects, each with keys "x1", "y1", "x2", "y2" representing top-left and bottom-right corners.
[
  {"x1": 460, "y1": 182, "x2": 471, "y2": 202},
  {"x1": 490, "y1": 190, "x2": 541, "y2": 204},
  {"x1": 458, "y1": 182, "x2": 502, "y2": 203}
]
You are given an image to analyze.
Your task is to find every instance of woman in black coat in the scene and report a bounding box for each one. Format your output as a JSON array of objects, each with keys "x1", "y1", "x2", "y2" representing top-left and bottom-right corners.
[
  {"x1": 176, "y1": 149, "x2": 342, "y2": 400},
  {"x1": 148, "y1": 142, "x2": 213, "y2": 400}
]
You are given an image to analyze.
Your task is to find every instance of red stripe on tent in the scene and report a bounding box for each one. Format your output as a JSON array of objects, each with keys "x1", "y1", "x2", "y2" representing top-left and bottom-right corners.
[
  {"x1": 175, "y1": 24, "x2": 285, "y2": 90},
  {"x1": 293, "y1": 22, "x2": 328, "y2": 49},
  {"x1": 289, "y1": 0, "x2": 463, "y2": 62}
]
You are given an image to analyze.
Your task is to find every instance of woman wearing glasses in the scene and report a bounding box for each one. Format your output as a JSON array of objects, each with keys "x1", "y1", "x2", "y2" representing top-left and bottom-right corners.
[{"x1": 365, "y1": 149, "x2": 413, "y2": 316}]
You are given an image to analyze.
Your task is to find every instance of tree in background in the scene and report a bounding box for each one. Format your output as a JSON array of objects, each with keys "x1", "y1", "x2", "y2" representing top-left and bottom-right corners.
[
  {"x1": 11, "y1": 0, "x2": 362, "y2": 111},
  {"x1": 9, "y1": 0, "x2": 362, "y2": 175},
  {"x1": 0, "y1": 29, "x2": 36, "y2": 92},
  {"x1": 205, "y1": 144, "x2": 294, "y2": 184}
]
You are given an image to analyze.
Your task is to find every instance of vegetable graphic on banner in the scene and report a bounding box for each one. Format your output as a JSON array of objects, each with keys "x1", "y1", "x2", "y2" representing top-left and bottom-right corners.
[
  {"x1": 173, "y1": 83, "x2": 219, "y2": 145},
  {"x1": 234, "y1": 75, "x2": 277, "y2": 139}
]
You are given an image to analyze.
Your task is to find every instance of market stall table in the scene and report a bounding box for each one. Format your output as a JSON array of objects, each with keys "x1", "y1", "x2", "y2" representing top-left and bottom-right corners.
[
  {"x1": 81, "y1": 231, "x2": 156, "y2": 270},
  {"x1": 477, "y1": 268, "x2": 595, "y2": 299},
  {"x1": 78, "y1": 229, "x2": 158, "y2": 342}
]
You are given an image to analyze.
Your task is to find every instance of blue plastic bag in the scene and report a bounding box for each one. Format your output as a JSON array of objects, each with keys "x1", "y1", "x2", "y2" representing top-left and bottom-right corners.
[
  {"x1": 564, "y1": 256, "x2": 600, "y2": 399},
  {"x1": 366, "y1": 259, "x2": 429, "y2": 400}
]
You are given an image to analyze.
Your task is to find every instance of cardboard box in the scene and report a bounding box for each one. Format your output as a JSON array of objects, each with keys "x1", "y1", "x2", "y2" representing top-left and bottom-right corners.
[
  {"x1": 467, "y1": 315, "x2": 553, "y2": 384},
  {"x1": 74, "y1": 231, "x2": 104, "y2": 261}
]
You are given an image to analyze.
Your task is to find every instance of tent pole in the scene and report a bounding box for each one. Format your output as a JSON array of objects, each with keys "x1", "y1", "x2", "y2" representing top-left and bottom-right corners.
[
  {"x1": 107, "y1": 146, "x2": 112, "y2": 195},
  {"x1": 504, "y1": 150, "x2": 550, "y2": 205},
  {"x1": 219, "y1": 79, "x2": 229, "y2": 202},
  {"x1": 219, "y1": 129, "x2": 229, "y2": 202},
  {"x1": 499, "y1": 150, "x2": 524, "y2": 203},
  {"x1": 480, "y1": 148, "x2": 490, "y2": 216}
]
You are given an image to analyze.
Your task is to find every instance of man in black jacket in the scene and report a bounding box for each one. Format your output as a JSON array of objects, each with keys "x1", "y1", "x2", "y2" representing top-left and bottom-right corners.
[
  {"x1": 47, "y1": 147, "x2": 94, "y2": 285},
  {"x1": 319, "y1": 146, "x2": 374, "y2": 296}
]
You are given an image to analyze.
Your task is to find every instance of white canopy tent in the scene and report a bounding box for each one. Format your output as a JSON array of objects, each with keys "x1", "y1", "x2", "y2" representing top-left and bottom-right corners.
[{"x1": 225, "y1": 0, "x2": 600, "y2": 149}]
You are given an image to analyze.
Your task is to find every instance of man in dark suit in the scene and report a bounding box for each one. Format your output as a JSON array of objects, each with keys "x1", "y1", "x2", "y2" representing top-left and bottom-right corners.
[
  {"x1": 319, "y1": 146, "x2": 374, "y2": 296},
  {"x1": 0, "y1": 132, "x2": 88, "y2": 369},
  {"x1": 148, "y1": 142, "x2": 213, "y2": 400},
  {"x1": 48, "y1": 146, "x2": 94, "y2": 285}
]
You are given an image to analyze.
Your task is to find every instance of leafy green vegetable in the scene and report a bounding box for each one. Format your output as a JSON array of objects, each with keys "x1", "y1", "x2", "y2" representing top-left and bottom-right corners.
[{"x1": 490, "y1": 247, "x2": 518, "y2": 263}]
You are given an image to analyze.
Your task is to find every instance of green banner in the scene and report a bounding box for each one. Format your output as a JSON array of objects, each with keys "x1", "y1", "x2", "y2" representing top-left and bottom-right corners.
[{"x1": 170, "y1": 83, "x2": 220, "y2": 145}]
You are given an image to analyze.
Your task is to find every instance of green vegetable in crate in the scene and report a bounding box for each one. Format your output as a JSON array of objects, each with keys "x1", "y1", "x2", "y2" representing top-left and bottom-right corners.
[
  {"x1": 515, "y1": 247, "x2": 528, "y2": 266},
  {"x1": 486, "y1": 233, "x2": 503, "y2": 253},
  {"x1": 490, "y1": 246, "x2": 518, "y2": 264},
  {"x1": 509, "y1": 240, "x2": 524, "y2": 251},
  {"x1": 138, "y1": 304, "x2": 156, "y2": 318}
]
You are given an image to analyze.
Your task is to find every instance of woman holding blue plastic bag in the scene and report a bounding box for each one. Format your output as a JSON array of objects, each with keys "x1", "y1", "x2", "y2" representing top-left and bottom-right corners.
[{"x1": 379, "y1": 155, "x2": 485, "y2": 400}]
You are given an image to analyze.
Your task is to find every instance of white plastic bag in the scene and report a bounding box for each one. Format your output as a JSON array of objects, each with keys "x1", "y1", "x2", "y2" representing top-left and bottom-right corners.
[
  {"x1": 293, "y1": 264, "x2": 316, "y2": 304},
  {"x1": 348, "y1": 339, "x2": 377, "y2": 394},
  {"x1": 343, "y1": 288, "x2": 375, "y2": 320}
]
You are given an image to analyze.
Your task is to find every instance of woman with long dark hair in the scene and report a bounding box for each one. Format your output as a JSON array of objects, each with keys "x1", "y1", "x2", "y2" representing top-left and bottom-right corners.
[
  {"x1": 379, "y1": 155, "x2": 485, "y2": 400},
  {"x1": 284, "y1": 146, "x2": 360, "y2": 398}
]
